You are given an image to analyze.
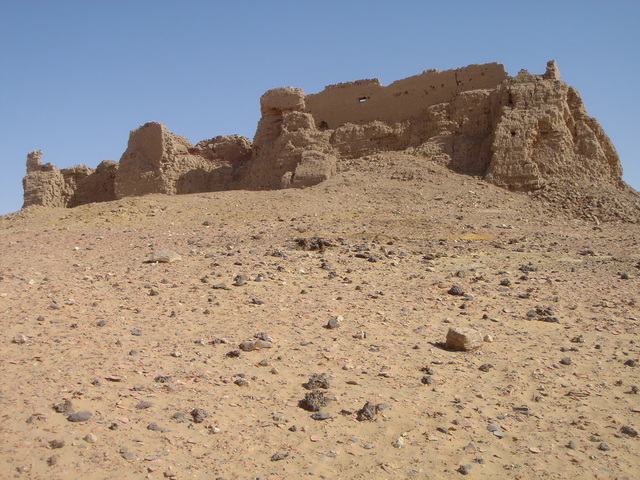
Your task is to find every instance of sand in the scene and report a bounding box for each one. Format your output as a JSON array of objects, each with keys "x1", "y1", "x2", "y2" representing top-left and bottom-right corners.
[{"x1": 1, "y1": 159, "x2": 638, "y2": 479}]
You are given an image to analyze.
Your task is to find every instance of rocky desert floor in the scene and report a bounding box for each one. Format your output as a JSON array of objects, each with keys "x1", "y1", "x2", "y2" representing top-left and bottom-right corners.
[{"x1": 1, "y1": 156, "x2": 638, "y2": 480}]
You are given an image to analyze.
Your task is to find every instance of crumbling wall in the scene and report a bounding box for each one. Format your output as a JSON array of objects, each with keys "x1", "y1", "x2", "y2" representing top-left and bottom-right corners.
[
  {"x1": 485, "y1": 61, "x2": 624, "y2": 190},
  {"x1": 115, "y1": 122, "x2": 251, "y2": 198},
  {"x1": 243, "y1": 88, "x2": 337, "y2": 189},
  {"x1": 22, "y1": 123, "x2": 252, "y2": 208},
  {"x1": 304, "y1": 63, "x2": 507, "y2": 129},
  {"x1": 22, "y1": 61, "x2": 633, "y2": 212}
]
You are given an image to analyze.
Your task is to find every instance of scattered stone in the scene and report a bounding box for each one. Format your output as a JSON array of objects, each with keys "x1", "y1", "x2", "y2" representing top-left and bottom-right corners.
[
  {"x1": 154, "y1": 375, "x2": 171, "y2": 383},
  {"x1": 421, "y1": 375, "x2": 433, "y2": 385},
  {"x1": 457, "y1": 465, "x2": 471, "y2": 475},
  {"x1": 356, "y1": 402, "x2": 377, "y2": 421},
  {"x1": 49, "y1": 439, "x2": 65, "y2": 449},
  {"x1": 53, "y1": 399, "x2": 73, "y2": 414},
  {"x1": 67, "y1": 411, "x2": 92, "y2": 422},
  {"x1": 519, "y1": 264, "x2": 538, "y2": 272},
  {"x1": 478, "y1": 363, "x2": 493, "y2": 372},
  {"x1": 147, "y1": 422, "x2": 168, "y2": 432},
  {"x1": 234, "y1": 378, "x2": 249, "y2": 387},
  {"x1": 560, "y1": 357, "x2": 572, "y2": 365},
  {"x1": 571, "y1": 335, "x2": 585, "y2": 343},
  {"x1": 303, "y1": 373, "x2": 331, "y2": 390},
  {"x1": 352, "y1": 331, "x2": 367, "y2": 339},
  {"x1": 131, "y1": 328, "x2": 142, "y2": 336},
  {"x1": 144, "y1": 250, "x2": 181, "y2": 263},
  {"x1": 270, "y1": 451, "x2": 289, "y2": 461},
  {"x1": 598, "y1": 442, "x2": 611, "y2": 451},
  {"x1": 420, "y1": 366, "x2": 435, "y2": 375},
  {"x1": 624, "y1": 359, "x2": 637, "y2": 367},
  {"x1": 325, "y1": 315, "x2": 342, "y2": 329},
  {"x1": 295, "y1": 236, "x2": 333, "y2": 251},
  {"x1": 391, "y1": 436, "x2": 405, "y2": 448},
  {"x1": 448, "y1": 285, "x2": 465, "y2": 296},
  {"x1": 239, "y1": 340, "x2": 272, "y2": 351},
  {"x1": 499, "y1": 278, "x2": 511, "y2": 286},
  {"x1": 621, "y1": 426, "x2": 638, "y2": 437},
  {"x1": 445, "y1": 327, "x2": 483, "y2": 351},
  {"x1": 190, "y1": 408, "x2": 210, "y2": 423},
  {"x1": 233, "y1": 274, "x2": 248, "y2": 286},
  {"x1": 300, "y1": 390, "x2": 331, "y2": 412},
  {"x1": 11, "y1": 334, "x2": 28, "y2": 344},
  {"x1": 225, "y1": 350, "x2": 241, "y2": 358},
  {"x1": 527, "y1": 307, "x2": 559, "y2": 323},
  {"x1": 135, "y1": 401, "x2": 153, "y2": 410},
  {"x1": 83, "y1": 433, "x2": 97, "y2": 444},
  {"x1": 310, "y1": 412, "x2": 331, "y2": 420},
  {"x1": 47, "y1": 454, "x2": 59, "y2": 466}
]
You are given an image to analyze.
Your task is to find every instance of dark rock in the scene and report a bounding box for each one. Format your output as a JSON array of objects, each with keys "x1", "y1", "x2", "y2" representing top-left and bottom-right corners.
[
  {"x1": 325, "y1": 315, "x2": 342, "y2": 329},
  {"x1": 233, "y1": 274, "x2": 248, "y2": 286},
  {"x1": 356, "y1": 402, "x2": 376, "y2": 421},
  {"x1": 300, "y1": 390, "x2": 331, "y2": 412},
  {"x1": 310, "y1": 412, "x2": 331, "y2": 420},
  {"x1": 154, "y1": 375, "x2": 172, "y2": 383},
  {"x1": 303, "y1": 373, "x2": 331, "y2": 390},
  {"x1": 49, "y1": 439, "x2": 65, "y2": 449},
  {"x1": 621, "y1": 426, "x2": 638, "y2": 437},
  {"x1": 67, "y1": 410, "x2": 92, "y2": 422},
  {"x1": 560, "y1": 357, "x2": 572, "y2": 365},
  {"x1": 190, "y1": 408, "x2": 210, "y2": 423},
  {"x1": 53, "y1": 399, "x2": 73, "y2": 414},
  {"x1": 135, "y1": 401, "x2": 153, "y2": 410},
  {"x1": 295, "y1": 236, "x2": 333, "y2": 251},
  {"x1": 448, "y1": 285, "x2": 465, "y2": 296},
  {"x1": 270, "y1": 451, "x2": 289, "y2": 461}
]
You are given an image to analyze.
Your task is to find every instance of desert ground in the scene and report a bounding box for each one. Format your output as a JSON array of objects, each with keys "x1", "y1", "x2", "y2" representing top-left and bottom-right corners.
[{"x1": 1, "y1": 156, "x2": 638, "y2": 479}]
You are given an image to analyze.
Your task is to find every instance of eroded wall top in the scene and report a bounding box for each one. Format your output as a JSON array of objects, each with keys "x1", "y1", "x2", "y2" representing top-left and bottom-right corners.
[{"x1": 304, "y1": 62, "x2": 508, "y2": 128}]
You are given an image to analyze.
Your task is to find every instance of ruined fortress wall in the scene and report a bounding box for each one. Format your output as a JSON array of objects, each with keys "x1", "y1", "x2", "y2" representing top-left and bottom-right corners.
[{"x1": 304, "y1": 63, "x2": 507, "y2": 128}]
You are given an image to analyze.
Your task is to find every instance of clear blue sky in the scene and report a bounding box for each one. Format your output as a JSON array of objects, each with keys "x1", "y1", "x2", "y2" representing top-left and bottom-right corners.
[{"x1": 1, "y1": 0, "x2": 638, "y2": 215}]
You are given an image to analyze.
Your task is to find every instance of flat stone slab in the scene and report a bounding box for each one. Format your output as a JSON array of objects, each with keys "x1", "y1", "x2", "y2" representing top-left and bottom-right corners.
[{"x1": 144, "y1": 250, "x2": 181, "y2": 263}]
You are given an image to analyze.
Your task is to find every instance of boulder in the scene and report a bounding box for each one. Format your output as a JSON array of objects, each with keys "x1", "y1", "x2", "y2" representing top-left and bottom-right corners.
[{"x1": 445, "y1": 327, "x2": 483, "y2": 352}]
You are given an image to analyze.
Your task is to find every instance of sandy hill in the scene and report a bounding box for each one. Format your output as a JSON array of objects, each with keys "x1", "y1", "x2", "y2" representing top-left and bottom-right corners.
[{"x1": 1, "y1": 155, "x2": 639, "y2": 479}]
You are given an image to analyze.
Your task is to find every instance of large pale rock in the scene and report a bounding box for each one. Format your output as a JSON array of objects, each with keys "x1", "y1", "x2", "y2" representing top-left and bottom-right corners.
[{"x1": 445, "y1": 327, "x2": 483, "y2": 352}]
